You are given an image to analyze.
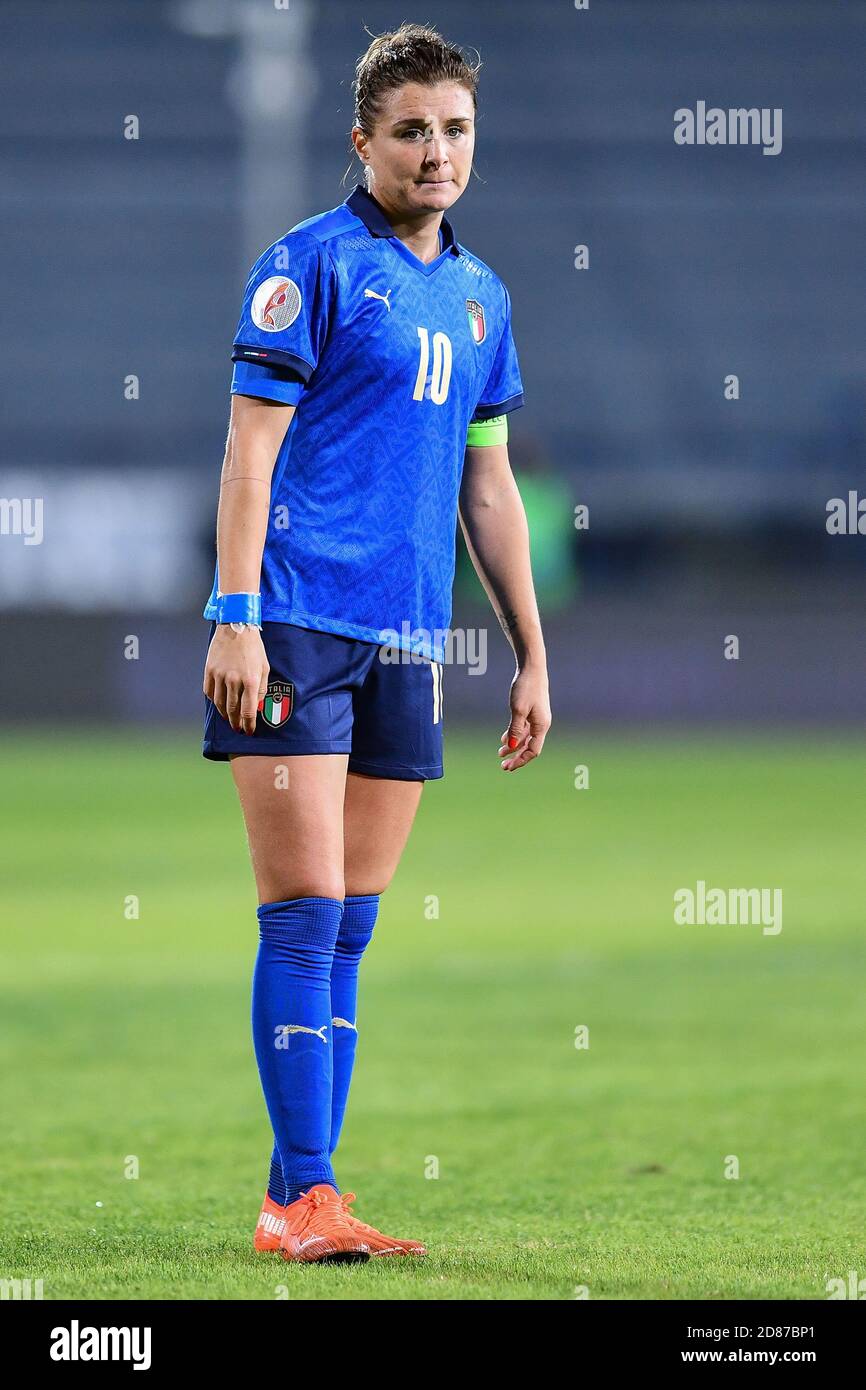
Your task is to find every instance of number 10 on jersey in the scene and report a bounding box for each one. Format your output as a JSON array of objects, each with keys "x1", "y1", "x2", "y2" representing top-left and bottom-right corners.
[{"x1": 413, "y1": 327, "x2": 453, "y2": 404}]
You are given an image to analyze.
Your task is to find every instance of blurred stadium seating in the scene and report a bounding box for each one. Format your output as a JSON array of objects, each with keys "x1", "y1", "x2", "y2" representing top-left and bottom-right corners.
[{"x1": 2, "y1": 0, "x2": 865, "y2": 721}]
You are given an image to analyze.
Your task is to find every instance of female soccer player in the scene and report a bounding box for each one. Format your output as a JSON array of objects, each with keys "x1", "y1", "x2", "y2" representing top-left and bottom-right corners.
[{"x1": 202, "y1": 23, "x2": 551, "y2": 1263}]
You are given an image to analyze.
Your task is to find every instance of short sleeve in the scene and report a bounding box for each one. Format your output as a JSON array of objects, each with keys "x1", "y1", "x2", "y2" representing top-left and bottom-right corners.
[
  {"x1": 230, "y1": 358, "x2": 304, "y2": 406},
  {"x1": 229, "y1": 231, "x2": 336, "y2": 400},
  {"x1": 471, "y1": 286, "x2": 525, "y2": 421}
]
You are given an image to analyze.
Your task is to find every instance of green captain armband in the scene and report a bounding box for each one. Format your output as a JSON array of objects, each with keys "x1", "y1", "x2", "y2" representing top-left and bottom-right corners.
[{"x1": 466, "y1": 414, "x2": 508, "y2": 447}]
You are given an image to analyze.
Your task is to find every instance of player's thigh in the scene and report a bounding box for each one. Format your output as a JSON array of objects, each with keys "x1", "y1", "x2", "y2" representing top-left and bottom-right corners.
[
  {"x1": 231, "y1": 753, "x2": 349, "y2": 904},
  {"x1": 343, "y1": 771, "x2": 424, "y2": 896}
]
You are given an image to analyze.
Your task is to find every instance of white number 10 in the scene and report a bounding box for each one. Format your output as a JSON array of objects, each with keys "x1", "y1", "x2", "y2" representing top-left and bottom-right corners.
[{"x1": 413, "y1": 327, "x2": 452, "y2": 404}]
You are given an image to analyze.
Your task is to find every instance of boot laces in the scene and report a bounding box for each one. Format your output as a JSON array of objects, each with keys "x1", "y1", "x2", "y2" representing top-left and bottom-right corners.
[
  {"x1": 296, "y1": 1186, "x2": 355, "y2": 1237},
  {"x1": 339, "y1": 1192, "x2": 376, "y2": 1234}
]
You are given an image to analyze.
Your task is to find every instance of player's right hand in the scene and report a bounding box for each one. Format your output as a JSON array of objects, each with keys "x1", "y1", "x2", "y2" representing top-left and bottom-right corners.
[{"x1": 203, "y1": 625, "x2": 270, "y2": 736}]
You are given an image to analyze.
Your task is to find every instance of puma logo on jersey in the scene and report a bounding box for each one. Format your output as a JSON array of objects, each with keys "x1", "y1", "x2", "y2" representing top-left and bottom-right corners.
[{"x1": 363, "y1": 287, "x2": 392, "y2": 311}]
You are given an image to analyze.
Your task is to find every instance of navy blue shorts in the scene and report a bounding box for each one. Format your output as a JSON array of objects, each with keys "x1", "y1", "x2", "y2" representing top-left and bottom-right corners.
[{"x1": 202, "y1": 622, "x2": 444, "y2": 781}]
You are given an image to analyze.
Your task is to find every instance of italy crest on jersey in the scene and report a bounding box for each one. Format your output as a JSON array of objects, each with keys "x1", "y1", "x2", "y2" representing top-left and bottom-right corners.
[
  {"x1": 466, "y1": 298, "x2": 486, "y2": 344},
  {"x1": 259, "y1": 681, "x2": 294, "y2": 726}
]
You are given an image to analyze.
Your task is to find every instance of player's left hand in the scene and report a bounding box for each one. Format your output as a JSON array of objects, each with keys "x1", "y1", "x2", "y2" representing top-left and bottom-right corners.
[{"x1": 498, "y1": 664, "x2": 551, "y2": 771}]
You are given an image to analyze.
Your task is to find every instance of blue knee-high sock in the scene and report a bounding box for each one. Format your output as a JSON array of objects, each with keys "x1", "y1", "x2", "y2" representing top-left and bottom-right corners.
[
  {"x1": 263, "y1": 895, "x2": 379, "y2": 1202},
  {"x1": 253, "y1": 897, "x2": 343, "y2": 1207},
  {"x1": 266, "y1": 1148, "x2": 286, "y2": 1206},
  {"x1": 329, "y1": 894, "x2": 379, "y2": 1158}
]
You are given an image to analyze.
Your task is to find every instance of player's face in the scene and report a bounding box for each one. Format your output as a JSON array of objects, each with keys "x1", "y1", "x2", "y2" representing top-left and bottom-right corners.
[{"x1": 355, "y1": 81, "x2": 475, "y2": 216}]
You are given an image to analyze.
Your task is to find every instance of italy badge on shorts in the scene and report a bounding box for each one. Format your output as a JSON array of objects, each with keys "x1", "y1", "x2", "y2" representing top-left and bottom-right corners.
[{"x1": 259, "y1": 681, "x2": 294, "y2": 727}]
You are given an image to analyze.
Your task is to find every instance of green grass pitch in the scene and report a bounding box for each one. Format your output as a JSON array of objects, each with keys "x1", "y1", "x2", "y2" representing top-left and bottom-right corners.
[{"x1": 2, "y1": 729, "x2": 865, "y2": 1300}]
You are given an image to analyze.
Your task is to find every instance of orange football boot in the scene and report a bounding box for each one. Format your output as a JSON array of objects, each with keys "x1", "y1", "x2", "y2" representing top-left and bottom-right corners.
[
  {"x1": 338, "y1": 1192, "x2": 427, "y2": 1257},
  {"x1": 253, "y1": 1192, "x2": 287, "y2": 1252},
  {"x1": 279, "y1": 1183, "x2": 370, "y2": 1263}
]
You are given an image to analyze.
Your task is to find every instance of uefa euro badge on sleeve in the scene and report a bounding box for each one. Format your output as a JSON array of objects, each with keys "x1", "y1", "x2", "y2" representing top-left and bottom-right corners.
[{"x1": 251, "y1": 277, "x2": 302, "y2": 332}]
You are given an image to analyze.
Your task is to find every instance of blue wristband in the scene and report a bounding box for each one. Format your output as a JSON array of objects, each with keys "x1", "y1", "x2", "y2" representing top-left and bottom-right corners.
[{"x1": 213, "y1": 592, "x2": 262, "y2": 626}]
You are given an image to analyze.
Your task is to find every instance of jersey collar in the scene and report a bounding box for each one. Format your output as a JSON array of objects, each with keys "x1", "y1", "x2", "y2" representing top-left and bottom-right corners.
[{"x1": 346, "y1": 182, "x2": 460, "y2": 258}]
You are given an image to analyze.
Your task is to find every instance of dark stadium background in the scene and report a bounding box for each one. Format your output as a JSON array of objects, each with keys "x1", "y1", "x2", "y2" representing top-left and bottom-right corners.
[{"x1": 2, "y1": 0, "x2": 865, "y2": 725}]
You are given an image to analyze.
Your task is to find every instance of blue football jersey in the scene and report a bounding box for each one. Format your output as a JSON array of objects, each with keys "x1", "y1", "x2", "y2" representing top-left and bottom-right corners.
[{"x1": 204, "y1": 183, "x2": 524, "y2": 661}]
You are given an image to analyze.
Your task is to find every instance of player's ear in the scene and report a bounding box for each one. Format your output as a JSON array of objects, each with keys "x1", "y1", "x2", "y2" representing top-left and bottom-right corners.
[{"x1": 350, "y1": 126, "x2": 369, "y2": 162}]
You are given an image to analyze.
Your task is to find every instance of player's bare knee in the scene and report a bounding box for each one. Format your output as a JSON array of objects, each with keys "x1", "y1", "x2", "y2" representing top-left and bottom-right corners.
[
  {"x1": 260, "y1": 877, "x2": 345, "y2": 905},
  {"x1": 345, "y1": 874, "x2": 390, "y2": 896}
]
